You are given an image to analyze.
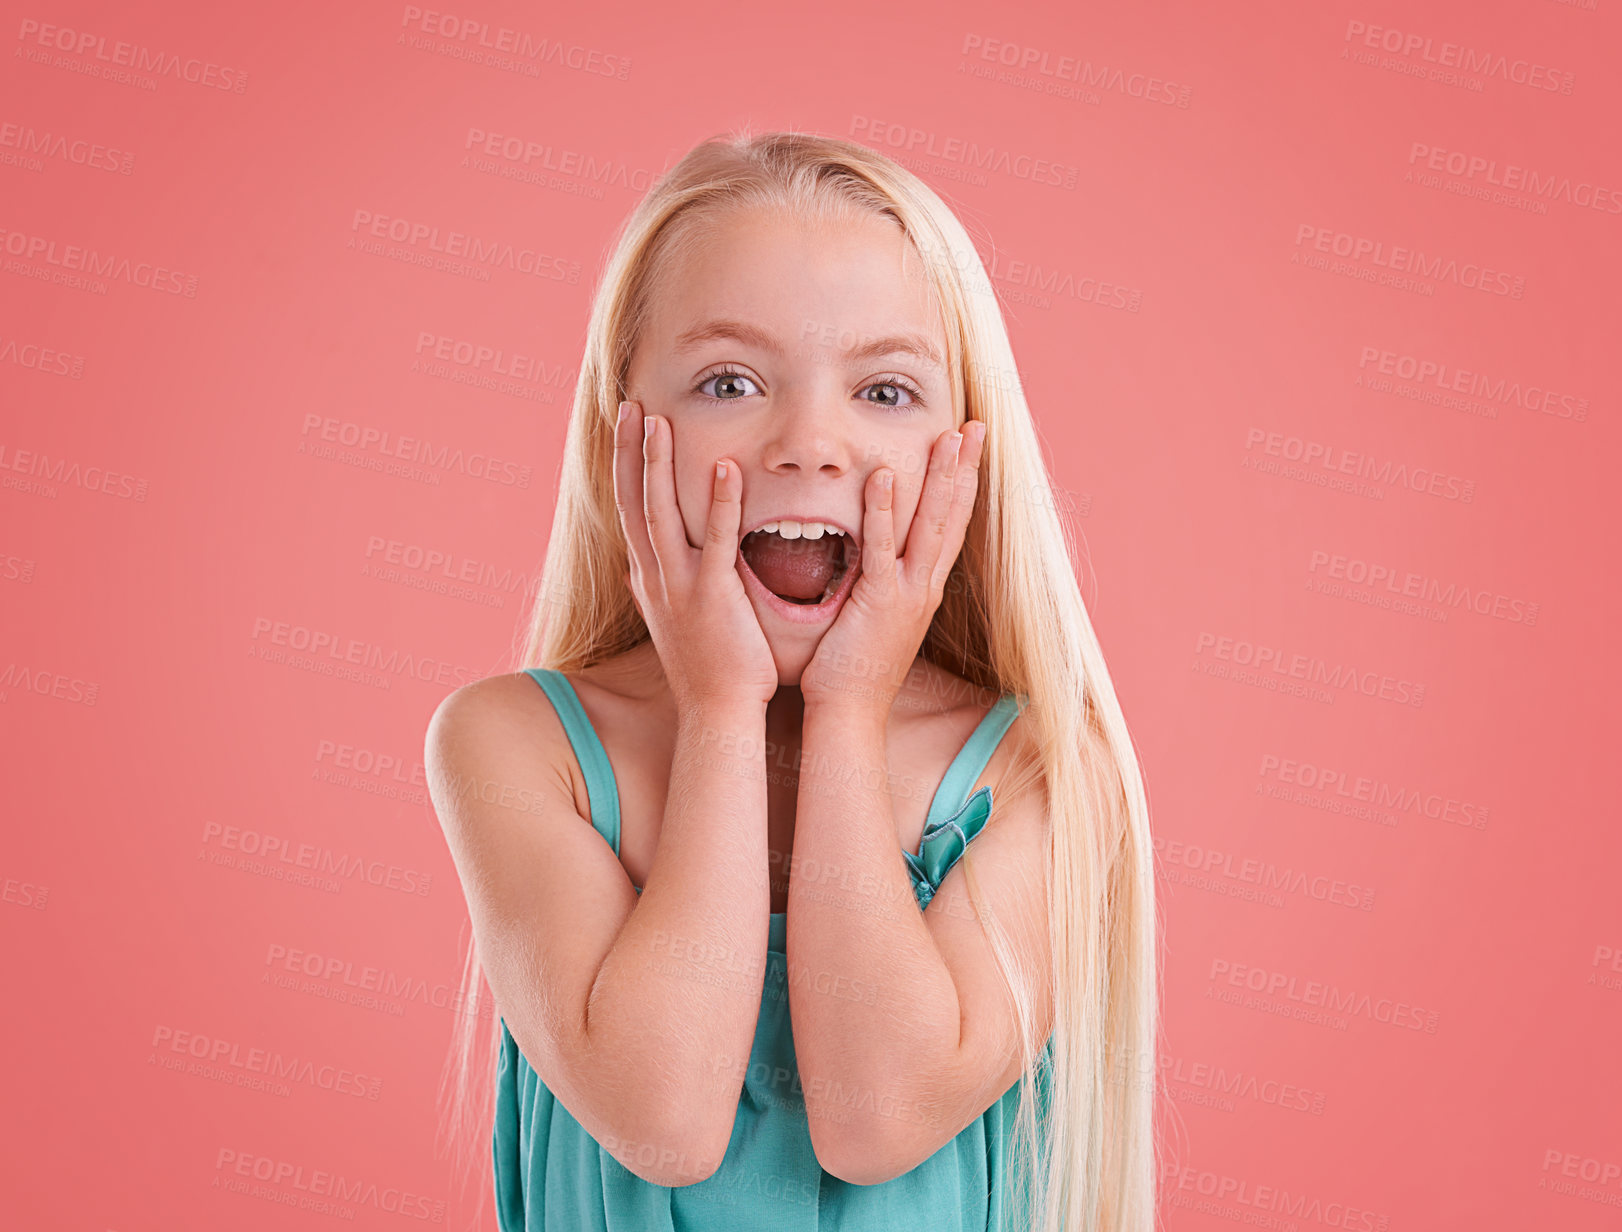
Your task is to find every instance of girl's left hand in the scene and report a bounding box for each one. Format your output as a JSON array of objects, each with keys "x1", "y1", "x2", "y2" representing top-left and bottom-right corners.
[{"x1": 801, "y1": 420, "x2": 987, "y2": 714}]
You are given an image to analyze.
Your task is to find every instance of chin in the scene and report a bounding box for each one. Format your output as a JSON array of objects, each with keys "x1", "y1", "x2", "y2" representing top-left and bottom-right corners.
[
  {"x1": 732, "y1": 550, "x2": 855, "y2": 693},
  {"x1": 751, "y1": 603, "x2": 820, "y2": 690}
]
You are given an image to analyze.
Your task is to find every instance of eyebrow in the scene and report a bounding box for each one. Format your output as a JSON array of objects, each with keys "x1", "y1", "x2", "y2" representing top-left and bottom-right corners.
[{"x1": 671, "y1": 318, "x2": 943, "y2": 368}]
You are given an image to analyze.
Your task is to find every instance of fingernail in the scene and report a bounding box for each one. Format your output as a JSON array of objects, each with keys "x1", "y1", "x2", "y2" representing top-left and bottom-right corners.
[
  {"x1": 715, "y1": 460, "x2": 727, "y2": 480},
  {"x1": 644, "y1": 415, "x2": 656, "y2": 439},
  {"x1": 618, "y1": 402, "x2": 631, "y2": 424},
  {"x1": 880, "y1": 470, "x2": 893, "y2": 491}
]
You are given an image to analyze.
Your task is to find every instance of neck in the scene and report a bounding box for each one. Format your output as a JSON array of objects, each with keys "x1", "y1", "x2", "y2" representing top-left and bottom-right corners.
[{"x1": 766, "y1": 684, "x2": 806, "y2": 756}]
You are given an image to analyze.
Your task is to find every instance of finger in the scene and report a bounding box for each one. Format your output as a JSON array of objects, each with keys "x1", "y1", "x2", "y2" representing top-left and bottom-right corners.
[
  {"x1": 900, "y1": 427, "x2": 962, "y2": 590},
  {"x1": 860, "y1": 466, "x2": 899, "y2": 595},
  {"x1": 935, "y1": 420, "x2": 985, "y2": 595},
  {"x1": 613, "y1": 401, "x2": 654, "y2": 582},
  {"x1": 642, "y1": 413, "x2": 691, "y2": 580},
  {"x1": 698, "y1": 457, "x2": 744, "y2": 587}
]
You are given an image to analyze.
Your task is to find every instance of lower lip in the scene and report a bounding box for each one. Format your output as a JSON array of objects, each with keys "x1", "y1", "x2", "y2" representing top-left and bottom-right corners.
[{"x1": 736, "y1": 547, "x2": 859, "y2": 625}]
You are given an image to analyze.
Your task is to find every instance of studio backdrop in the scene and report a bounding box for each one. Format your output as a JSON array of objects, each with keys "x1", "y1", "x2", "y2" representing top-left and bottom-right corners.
[{"x1": 3, "y1": 1, "x2": 1618, "y2": 1229}]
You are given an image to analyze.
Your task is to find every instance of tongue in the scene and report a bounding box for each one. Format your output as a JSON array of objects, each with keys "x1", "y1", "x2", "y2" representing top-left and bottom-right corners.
[{"x1": 741, "y1": 533, "x2": 842, "y2": 601}]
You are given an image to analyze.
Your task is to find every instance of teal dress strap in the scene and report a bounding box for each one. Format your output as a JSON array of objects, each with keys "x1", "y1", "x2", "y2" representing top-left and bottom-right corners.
[
  {"x1": 523, "y1": 668, "x2": 624, "y2": 858},
  {"x1": 903, "y1": 692, "x2": 1028, "y2": 908}
]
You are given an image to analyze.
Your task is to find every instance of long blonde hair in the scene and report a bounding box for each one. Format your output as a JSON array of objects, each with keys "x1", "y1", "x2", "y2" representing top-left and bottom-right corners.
[{"x1": 435, "y1": 128, "x2": 1163, "y2": 1232}]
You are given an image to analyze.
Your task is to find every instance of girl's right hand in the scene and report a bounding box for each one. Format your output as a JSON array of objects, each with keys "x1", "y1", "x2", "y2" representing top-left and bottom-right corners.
[{"x1": 614, "y1": 400, "x2": 778, "y2": 712}]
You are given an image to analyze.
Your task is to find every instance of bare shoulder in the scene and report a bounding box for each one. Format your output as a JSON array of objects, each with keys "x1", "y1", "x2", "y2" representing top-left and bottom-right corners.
[
  {"x1": 421, "y1": 667, "x2": 649, "y2": 1140},
  {"x1": 423, "y1": 670, "x2": 578, "y2": 829},
  {"x1": 429, "y1": 668, "x2": 544, "y2": 731},
  {"x1": 985, "y1": 701, "x2": 1047, "y2": 827},
  {"x1": 917, "y1": 665, "x2": 1052, "y2": 957},
  {"x1": 906, "y1": 660, "x2": 1044, "y2": 809},
  {"x1": 427, "y1": 670, "x2": 556, "y2": 760}
]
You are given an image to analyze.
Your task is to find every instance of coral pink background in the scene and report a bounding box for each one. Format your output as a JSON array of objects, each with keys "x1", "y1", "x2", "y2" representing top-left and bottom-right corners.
[{"x1": 3, "y1": 1, "x2": 1618, "y2": 1228}]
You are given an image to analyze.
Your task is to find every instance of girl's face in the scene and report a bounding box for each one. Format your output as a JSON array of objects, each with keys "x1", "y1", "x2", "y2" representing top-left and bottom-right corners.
[{"x1": 625, "y1": 206, "x2": 956, "y2": 685}]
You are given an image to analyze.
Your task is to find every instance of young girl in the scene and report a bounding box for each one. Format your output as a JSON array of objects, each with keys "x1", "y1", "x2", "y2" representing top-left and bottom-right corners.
[{"x1": 427, "y1": 131, "x2": 1158, "y2": 1232}]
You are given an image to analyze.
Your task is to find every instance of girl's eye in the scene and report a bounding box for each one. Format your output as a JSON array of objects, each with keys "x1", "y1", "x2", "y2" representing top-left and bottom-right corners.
[
  {"x1": 692, "y1": 368, "x2": 926, "y2": 411},
  {"x1": 695, "y1": 369, "x2": 761, "y2": 401},
  {"x1": 861, "y1": 375, "x2": 925, "y2": 411}
]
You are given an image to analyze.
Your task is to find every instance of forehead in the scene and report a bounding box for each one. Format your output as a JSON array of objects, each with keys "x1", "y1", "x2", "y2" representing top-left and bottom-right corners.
[{"x1": 644, "y1": 206, "x2": 946, "y2": 359}]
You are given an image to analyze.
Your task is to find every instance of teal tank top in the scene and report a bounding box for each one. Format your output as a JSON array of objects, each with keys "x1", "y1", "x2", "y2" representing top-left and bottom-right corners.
[{"x1": 494, "y1": 668, "x2": 1053, "y2": 1230}]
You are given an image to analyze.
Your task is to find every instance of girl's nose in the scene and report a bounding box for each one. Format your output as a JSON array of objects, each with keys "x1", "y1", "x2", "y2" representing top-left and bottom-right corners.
[{"x1": 757, "y1": 390, "x2": 854, "y2": 477}]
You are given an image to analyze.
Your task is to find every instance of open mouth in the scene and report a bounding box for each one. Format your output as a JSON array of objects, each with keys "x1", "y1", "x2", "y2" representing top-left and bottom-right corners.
[{"x1": 737, "y1": 524, "x2": 859, "y2": 607}]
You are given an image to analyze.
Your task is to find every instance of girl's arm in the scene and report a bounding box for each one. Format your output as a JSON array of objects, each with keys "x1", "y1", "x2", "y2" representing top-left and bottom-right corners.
[
  {"x1": 427, "y1": 675, "x2": 771, "y2": 1187},
  {"x1": 786, "y1": 697, "x2": 1054, "y2": 1186}
]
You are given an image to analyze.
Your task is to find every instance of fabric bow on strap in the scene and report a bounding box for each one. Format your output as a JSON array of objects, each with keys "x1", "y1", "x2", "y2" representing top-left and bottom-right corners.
[{"x1": 902, "y1": 786, "x2": 994, "y2": 910}]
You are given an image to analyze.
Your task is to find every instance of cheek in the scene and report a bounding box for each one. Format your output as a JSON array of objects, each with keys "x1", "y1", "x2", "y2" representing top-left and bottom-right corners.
[
  {"x1": 674, "y1": 464, "x2": 703, "y2": 541},
  {"x1": 670, "y1": 448, "x2": 718, "y2": 545},
  {"x1": 890, "y1": 487, "x2": 922, "y2": 549},
  {"x1": 670, "y1": 425, "x2": 736, "y2": 537},
  {"x1": 881, "y1": 435, "x2": 944, "y2": 546}
]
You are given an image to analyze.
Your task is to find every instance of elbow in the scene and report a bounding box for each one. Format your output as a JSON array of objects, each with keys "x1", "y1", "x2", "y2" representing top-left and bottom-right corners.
[
  {"x1": 613, "y1": 1099, "x2": 735, "y2": 1188},
  {"x1": 807, "y1": 1111, "x2": 907, "y2": 1187},
  {"x1": 509, "y1": 1015, "x2": 735, "y2": 1189}
]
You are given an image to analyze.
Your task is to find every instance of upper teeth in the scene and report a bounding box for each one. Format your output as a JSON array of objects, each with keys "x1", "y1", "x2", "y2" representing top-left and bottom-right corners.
[{"x1": 757, "y1": 520, "x2": 844, "y2": 540}]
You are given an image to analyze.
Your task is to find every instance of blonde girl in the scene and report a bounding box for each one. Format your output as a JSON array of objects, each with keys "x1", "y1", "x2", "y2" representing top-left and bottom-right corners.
[{"x1": 426, "y1": 129, "x2": 1159, "y2": 1231}]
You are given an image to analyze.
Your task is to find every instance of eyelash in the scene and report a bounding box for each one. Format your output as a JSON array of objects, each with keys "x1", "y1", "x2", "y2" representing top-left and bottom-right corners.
[{"x1": 691, "y1": 366, "x2": 927, "y2": 411}]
